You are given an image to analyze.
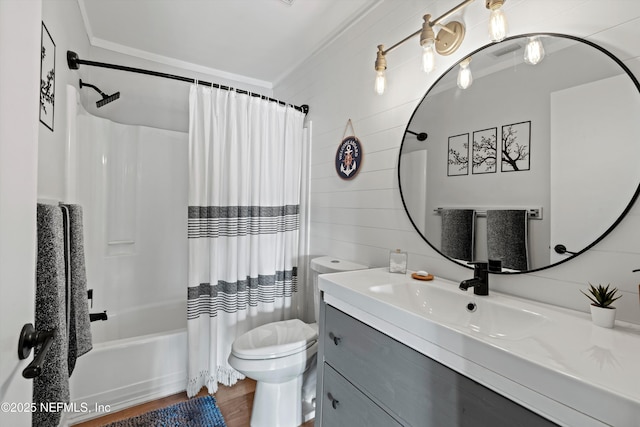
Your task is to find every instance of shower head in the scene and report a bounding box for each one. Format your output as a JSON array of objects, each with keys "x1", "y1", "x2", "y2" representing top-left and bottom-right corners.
[
  {"x1": 96, "y1": 91, "x2": 120, "y2": 107},
  {"x1": 79, "y1": 79, "x2": 120, "y2": 108}
]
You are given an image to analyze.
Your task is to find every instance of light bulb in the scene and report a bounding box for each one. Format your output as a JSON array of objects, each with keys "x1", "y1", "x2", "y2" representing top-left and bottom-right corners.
[
  {"x1": 422, "y1": 42, "x2": 436, "y2": 73},
  {"x1": 457, "y1": 58, "x2": 472, "y2": 90},
  {"x1": 374, "y1": 69, "x2": 386, "y2": 95},
  {"x1": 524, "y1": 36, "x2": 545, "y2": 65},
  {"x1": 488, "y1": 7, "x2": 507, "y2": 42}
]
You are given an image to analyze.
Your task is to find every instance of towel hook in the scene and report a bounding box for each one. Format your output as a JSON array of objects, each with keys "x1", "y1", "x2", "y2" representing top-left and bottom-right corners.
[{"x1": 18, "y1": 323, "x2": 56, "y2": 379}]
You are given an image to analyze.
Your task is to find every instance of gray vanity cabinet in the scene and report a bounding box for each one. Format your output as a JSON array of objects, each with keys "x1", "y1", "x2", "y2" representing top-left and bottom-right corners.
[
  {"x1": 322, "y1": 364, "x2": 402, "y2": 427},
  {"x1": 317, "y1": 302, "x2": 557, "y2": 427}
]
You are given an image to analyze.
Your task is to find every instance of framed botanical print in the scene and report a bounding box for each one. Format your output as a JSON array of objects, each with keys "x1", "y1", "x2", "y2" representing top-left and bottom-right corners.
[
  {"x1": 447, "y1": 133, "x2": 469, "y2": 176},
  {"x1": 501, "y1": 121, "x2": 531, "y2": 172},
  {"x1": 40, "y1": 22, "x2": 55, "y2": 132}
]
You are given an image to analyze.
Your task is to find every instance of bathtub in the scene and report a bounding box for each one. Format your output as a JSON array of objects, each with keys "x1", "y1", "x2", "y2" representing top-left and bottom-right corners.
[{"x1": 66, "y1": 299, "x2": 187, "y2": 425}]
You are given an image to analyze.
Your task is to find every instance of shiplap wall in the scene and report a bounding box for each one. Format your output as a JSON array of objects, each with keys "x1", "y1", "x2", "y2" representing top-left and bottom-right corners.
[{"x1": 275, "y1": 0, "x2": 640, "y2": 324}]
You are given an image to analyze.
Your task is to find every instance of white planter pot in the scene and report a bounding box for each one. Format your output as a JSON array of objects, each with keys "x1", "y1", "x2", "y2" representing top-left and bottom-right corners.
[{"x1": 590, "y1": 305, "x2": 617, "y2": 328}]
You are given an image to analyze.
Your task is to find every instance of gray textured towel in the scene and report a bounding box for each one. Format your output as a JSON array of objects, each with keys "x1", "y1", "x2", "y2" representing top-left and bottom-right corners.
[
  {"x1": 487, "y1": 210, "x2": 529, "y2": 271},
  {"x1": 34, "y1": 204, "x2": 70, "y2": 427},
  {"x1": 440, "y1": 209, "x2": 476, "y2": 261},
  {"x1": 61, "y1": 204, "x2": 93, "y2": 376}
]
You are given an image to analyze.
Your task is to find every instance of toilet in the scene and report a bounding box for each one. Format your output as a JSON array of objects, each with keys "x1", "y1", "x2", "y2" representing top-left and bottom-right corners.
[{"x1": 228, "y1": 256, "x2": 367, "y2": 427}]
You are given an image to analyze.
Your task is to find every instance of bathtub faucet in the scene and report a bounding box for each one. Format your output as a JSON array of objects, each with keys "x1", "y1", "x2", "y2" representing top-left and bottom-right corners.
[
  {"x1": 89, "y1": 311, "x2": 108, "y2": 322},
  {"x1": 459, "y1": 262, "x2": 489, "y2": 296}
]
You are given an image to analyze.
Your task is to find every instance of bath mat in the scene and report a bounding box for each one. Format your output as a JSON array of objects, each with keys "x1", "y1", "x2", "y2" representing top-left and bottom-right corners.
[{"x1": 104, "y1": 395, "x2": 226, "y2": 427}]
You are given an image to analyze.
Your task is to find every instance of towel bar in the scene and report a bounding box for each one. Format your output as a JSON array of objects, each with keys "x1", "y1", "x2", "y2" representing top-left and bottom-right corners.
[
  {"x1": 434, "y1": 207, "x2": 542, "y2": 219},
  {"x1": 18, "y1": 323, "x2": 56, "y2": 379}
]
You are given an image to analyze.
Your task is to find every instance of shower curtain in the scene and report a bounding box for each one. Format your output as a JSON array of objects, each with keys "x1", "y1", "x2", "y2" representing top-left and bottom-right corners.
[{"x1": 186, "y1": 85, "x2": 306, "y2": 397}]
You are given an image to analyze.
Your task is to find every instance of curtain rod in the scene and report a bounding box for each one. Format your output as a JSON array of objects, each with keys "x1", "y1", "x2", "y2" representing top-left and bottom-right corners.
[{"x1": 66, "y1": 51, "x2": 309, "y2": 115}]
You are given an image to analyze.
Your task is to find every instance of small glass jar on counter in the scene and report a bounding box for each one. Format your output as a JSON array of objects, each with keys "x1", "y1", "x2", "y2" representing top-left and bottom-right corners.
[{"x1": 389, "y1": 249, "x2": 407, "y2": 274}]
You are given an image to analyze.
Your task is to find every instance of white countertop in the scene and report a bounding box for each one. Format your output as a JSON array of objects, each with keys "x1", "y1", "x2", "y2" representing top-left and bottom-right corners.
[{"x1": 319, "y1": 268, "x2": 640, "y2": 427}]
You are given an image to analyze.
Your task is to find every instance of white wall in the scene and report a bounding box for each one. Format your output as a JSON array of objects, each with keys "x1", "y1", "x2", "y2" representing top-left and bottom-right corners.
[
  {"x1": 39, "y1": 0, "x2": 91, "y2": 201},
  {"x1": 550, "y1": 74, "x2": 640, "y2": 265},
  {"x1": 274, "y1": 0, "x2": 640, "y2": 324}
]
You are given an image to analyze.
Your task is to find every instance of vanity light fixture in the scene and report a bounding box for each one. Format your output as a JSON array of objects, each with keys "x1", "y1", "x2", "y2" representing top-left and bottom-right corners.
[
  {"x1": 374, "y1": 0, "x2": 508, "y2": 95},
  {"x1": 457, "y1": 57, "x2": 473, "y2": 89},
  {"x1": 420, "y1": 16, "x2": 437, "y2": 73},
  {"x1": 486, "y1": 0, "x2": 508, "y2": 42},
  {"x1": 374, "y1": 45, "x2": 388, "y2": 95},
  {"x1": 524, "y1": 36, "x2": 545, "y2": 65}
]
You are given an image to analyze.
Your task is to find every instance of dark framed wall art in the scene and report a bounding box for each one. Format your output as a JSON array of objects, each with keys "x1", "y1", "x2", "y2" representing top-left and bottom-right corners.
[
  {"x1": 501, "y1": 121, "x2": 531, "y2": 172},
  {"x1": 447, "y1": 133, "x2": 469, "y2": 176},
  {"x1": 40, "y1": 22, "x2": 55, "y2": 132},
  {"x1": 472, "y1": 127, "x2": 497, "y2": 174}
]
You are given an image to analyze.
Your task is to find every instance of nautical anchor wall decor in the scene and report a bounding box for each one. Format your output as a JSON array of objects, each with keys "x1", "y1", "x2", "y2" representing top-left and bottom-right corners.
[{"x1": 335, "y1": 119, "x2": 363, "y2": 180}]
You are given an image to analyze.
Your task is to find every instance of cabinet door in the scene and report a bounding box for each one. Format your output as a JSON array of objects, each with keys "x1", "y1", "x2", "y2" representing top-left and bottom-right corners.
[
  {"x1": 324, "y1": 305, "x2": 557, "y2": 427},
  {"x1": 322, "y1": 363, "x2": 402, "y2": 427}
]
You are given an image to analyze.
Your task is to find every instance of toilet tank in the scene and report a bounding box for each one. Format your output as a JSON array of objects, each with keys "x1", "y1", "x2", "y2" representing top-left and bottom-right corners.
[{"x1": 310, "y1": 256, "x2": 367, "y2": 322}]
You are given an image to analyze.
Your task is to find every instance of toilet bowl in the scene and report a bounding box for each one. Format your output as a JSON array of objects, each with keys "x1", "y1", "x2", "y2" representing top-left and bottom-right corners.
[{"x1": 228, "y1": 256, "x2": 367, "y2": 427}]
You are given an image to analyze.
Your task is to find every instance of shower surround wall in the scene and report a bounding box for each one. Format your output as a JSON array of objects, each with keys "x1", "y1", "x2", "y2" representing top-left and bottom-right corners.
[
  {"x1": 65, "y1": 87, "x2": 189, "y2": 421},
  {"x1": 274, "y1": 0, "x2": 640, "y2": 324},
  {"x1": 69, "y1": 86, "x2": 188, "y2": 333}
]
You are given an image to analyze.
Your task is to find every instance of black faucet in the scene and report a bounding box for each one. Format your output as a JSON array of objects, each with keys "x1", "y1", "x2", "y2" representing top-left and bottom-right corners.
[
  {"x1": 89, "y1": 311, "x2": 108, "y2": 322},
  {"x1": 459, "y1": 262, "x2": 489, "y2": 296}
]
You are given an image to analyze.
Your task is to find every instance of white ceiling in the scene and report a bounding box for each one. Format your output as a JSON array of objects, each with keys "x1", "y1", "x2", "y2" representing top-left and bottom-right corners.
[{"x1": 79, "y1": 0, "x2": 380, "y2": 88}]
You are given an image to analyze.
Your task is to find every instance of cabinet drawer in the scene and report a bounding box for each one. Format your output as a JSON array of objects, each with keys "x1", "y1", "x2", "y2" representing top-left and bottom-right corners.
[
  {"x1": 323, "y1": 304, "x2": 556, "y2": 427},
  {"x1": 322, "y1": 363, "x2": 401, "y2": 427}
]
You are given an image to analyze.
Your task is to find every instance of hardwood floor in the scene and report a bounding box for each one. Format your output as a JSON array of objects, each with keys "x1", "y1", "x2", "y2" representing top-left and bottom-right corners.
[{"x1": 71, "y1": 378, "x2": 315, "y2": 427}]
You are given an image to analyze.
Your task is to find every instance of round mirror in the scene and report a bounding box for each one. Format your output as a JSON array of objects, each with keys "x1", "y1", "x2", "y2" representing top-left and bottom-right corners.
[{"x1": 399, "y1": 33, "x2": 640, "y2": 273}]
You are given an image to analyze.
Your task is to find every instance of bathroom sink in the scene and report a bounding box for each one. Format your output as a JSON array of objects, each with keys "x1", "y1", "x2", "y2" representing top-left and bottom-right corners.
[
  {"x1": 368, "y1": 281, "x2": 468, "y2": 324},
  {"x1": 318, "y1": 268, "x2": 640, "y2": 426},
  {"x1": 367, "y1": 280, "x2": 548, "y2": 340}
]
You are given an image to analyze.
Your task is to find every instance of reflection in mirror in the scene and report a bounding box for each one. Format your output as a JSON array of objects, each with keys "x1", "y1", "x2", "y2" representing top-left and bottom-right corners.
[{"x1": 399, "y1": 33, "x2": 640, "y2": 273}]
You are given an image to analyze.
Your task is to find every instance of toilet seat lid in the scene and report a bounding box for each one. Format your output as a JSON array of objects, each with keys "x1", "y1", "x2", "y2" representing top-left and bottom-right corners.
[{"x1": 232, "y1": 319, "x2": 318, "y2": 360}]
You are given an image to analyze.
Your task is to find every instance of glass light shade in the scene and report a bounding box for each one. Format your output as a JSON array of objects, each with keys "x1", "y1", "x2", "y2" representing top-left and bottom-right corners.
[
  {"x1": 374, "y1": 69, "x2": 386, "y2": 95},
  {"x1": 488, "y1": 8, "x2": 507, "y2": 42},
  {"x1": 457, "y1": 61, "x2": 472, "y2": 89},
  {"x1": 422, "y1": 42, "x2": 436, "y2": 73},
  {"x1": 524, "y1": 37, "x2": 545, "y2": 65}
]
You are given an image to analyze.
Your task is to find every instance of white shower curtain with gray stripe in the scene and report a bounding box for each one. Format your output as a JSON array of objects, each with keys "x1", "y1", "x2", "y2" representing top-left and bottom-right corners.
[{"x1": 186, "y1": 85, "x2": 305, "y2": 397}]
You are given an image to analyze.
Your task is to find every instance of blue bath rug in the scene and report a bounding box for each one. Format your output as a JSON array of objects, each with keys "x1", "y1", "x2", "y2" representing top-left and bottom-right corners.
[{"x1": 104, "y1": 395, "x2": 226, "y2": 427}]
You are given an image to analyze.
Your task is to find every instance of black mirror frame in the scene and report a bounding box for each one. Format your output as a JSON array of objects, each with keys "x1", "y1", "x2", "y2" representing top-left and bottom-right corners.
[{"x1": 398, "y1": 32, "x2": 640, "y2": 274}]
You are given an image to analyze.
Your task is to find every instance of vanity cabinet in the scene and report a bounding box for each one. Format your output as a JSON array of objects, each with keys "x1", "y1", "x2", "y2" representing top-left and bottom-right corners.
[
  {"x1": 321, "y1": 363, "x2": 402, "y2": 427},
  {"x1": 317, "y1": 302, "x2": 557, "y2": 427}
]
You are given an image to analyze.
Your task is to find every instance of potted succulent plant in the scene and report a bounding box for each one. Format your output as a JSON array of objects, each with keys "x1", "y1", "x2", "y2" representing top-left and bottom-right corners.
[{"x1": 581, "y1": 283, "x2": 622, "y2": 328}]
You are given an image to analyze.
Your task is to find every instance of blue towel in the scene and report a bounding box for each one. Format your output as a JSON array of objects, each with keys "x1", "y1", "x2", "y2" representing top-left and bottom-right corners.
[
  {"x1": 486, "y1": 210, "x2": 529, "y2": 271},
  {"x1": 440, "y1": 209, "x2": 476, "y2": 262}
]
